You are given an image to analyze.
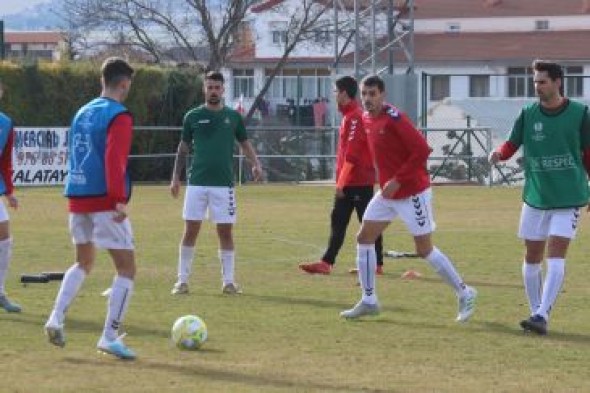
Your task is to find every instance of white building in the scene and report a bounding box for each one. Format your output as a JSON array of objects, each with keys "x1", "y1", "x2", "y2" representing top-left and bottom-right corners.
[{"x1": 225, "y1": 0, "x2": 590, "y2": 127}]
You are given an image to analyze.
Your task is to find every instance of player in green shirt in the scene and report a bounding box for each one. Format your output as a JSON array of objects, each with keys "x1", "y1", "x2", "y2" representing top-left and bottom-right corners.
[
  {"x1": 490, "y1": 60, "x2": 590, "y2": 335},
  {"x1": 170, "y1": 71, "x2": 262, "y2": 295}
]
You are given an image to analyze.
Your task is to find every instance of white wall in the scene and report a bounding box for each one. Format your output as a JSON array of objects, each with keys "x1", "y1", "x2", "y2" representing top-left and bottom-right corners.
[{"x1": 414, "y1": 15, "x2": 590, "y2": 33}]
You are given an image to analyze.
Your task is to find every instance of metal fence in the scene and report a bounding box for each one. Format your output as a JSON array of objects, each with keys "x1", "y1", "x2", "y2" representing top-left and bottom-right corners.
[
  {"x1": 130, "y1": 125, "x2": 521, "y2": 186},
  {"x1": 128, "y1": 126, "x2": 338, "y2": 184}
]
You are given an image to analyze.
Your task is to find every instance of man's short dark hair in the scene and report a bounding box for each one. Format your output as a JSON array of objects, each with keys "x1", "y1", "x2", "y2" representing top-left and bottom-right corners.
[
  {"x1": 361, "y1": 74, "x2": 385, "y2": 92},
  {"x1": 101, "y1": 57, "x2": 134, "y2": 87},
  {"x1": 532, "y1": 59, "x2": 563, "y2": 81},
  {"x1": 205, "y1": 71, "x2": 225, "y2": 84},
  {"x1": 335, "y1": 76, "x2": 358, "y2": 99}
]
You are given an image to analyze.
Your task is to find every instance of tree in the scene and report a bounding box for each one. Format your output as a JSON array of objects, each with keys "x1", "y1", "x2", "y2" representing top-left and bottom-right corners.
[
  {"x1": 57, "y1": 0, "x2": 255, "y2": 69},
  {"x1": 242, "y1": 0, "x2": 331, "y2": 121}
]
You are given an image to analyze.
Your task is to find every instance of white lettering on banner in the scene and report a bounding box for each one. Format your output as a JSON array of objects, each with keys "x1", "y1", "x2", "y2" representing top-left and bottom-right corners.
[{"x1": 13, "y1": 127, "x2": 69, "y2": 186}]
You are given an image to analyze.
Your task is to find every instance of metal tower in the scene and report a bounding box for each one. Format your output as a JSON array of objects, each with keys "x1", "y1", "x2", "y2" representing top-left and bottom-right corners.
[{"x1": 332, "y1": 0, "x2": 417, "y2": 121}]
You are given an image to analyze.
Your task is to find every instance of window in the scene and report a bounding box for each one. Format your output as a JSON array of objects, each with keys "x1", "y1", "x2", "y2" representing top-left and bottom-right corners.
[
  {"x1": 446, "y1": 22, "x2": 461, "y2": 33},
  {"x1": 564, "y1": 66, "x2": 583, "y2": 97},
  {"x1": 430, "y1": 75, "x2": 449, "y2": 101},
  {"x1": 535, "y1": 20, "x2": 549, "y2": 30},
  {"x1": 272, "y1": 30, "x2": 287, "y2": 44},
  {"x1": 314, "y1": 30, "x2": 331, "y2": 43},
  {"x1": 233, "y1": 69, "x2": 254, "y2": 99},
  {"x1": 507, "y1": 67, "x2": 534, "y2": 98},
  {"x1": 469, "y1": 75, "x2": 490, "y2": 97},
  {"x1": 265, "y1": 68, "x2": 331, "y2": 99}
]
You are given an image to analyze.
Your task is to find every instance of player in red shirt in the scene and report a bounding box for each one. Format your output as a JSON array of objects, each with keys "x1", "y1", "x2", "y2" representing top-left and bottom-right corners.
[
  {"x1": 299, "y1": 76, "x2": 383, "y2": 275},
  {"x1": 0, "y1": 80, "x2": 20, "y2": 313},
  {"x1": 44, "y1": 58, "x2": 137, "y2": 359},
  {"x1": 340, "y1": 75, "x2": 477, "y2": 321}
]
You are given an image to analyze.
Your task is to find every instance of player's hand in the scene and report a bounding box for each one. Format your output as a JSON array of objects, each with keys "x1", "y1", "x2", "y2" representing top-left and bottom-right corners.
[
  {"x1": 5, "y1": 194, "x2": 17, "y2": 210},
  {"x1": 252, "y1": 163, "x2": 263, "y2": 182},
  {"x1": 113, "y1": 203, "x2": 128, "y2": 223},
  {"x1": 335, "y1": 188, "x2": 345, "y2": 199},
  {"x1": 488, "y1": 151, "x2": 501, "y2": 165},
  {"x1": 170, "y1": 179, "x2": 181, "y2": 198},
  {"x1": 382, "y1": 179, "x2": 400, "y2": 199}
]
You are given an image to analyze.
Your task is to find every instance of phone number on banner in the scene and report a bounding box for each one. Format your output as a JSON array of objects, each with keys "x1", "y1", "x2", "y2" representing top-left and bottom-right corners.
[{"x1": 12, "y1": 127, "x2": 69, "y2": 186}]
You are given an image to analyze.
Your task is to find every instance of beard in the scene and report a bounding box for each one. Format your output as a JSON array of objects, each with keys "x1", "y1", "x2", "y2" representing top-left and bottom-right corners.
[{"x1": 207, "y1": 95, "x2": 221, "y2": 105}]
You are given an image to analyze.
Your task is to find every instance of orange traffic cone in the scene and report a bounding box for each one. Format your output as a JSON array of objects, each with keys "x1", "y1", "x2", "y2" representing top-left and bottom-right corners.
[{"x1": 401, "y1": 269, "x2": 422, "y2": 279}]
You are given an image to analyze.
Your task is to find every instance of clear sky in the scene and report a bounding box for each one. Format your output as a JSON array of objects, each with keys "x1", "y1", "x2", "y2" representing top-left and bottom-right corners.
[{"x1": 0, "y1": 0, "x2": 49, "y2": 16}]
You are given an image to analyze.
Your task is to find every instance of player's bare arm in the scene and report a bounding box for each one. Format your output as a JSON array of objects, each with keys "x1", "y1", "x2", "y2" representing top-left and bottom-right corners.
[
  {"x1": 170, "y1": 141, "x2": 190, "y2": 198},
  {"x1": 239, "y1": 140, "x2": 262, "y2": 181},
  {"x1": 5, "y1": 194, "x2": 17, "y2": 210},
  {"x1": 488, "y1": 151, "x2": 501, "y2": 165},
  {"x1": 382, "y1": 178, "x2": 400, "y2": 198}
]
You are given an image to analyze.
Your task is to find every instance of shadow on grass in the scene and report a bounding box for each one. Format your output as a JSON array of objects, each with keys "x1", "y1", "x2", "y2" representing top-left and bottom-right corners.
[
  {"x1": 476, "y1": 320, "x2": 590, "y2": 344},
  {"x1": 3, "y1": 311, "x2": 170, "y2": 339},
  {"x1": 62, "y1": 356, "x2": 394, "y2": 393},
  {"x1": 337, "y1": 317, "x2": 590, "y2": 345},
  {"x1": 239, "y1": 293, "x2": 410, "y2": 314},
  {"x1": 414, "y1": 276, "x2": 521, "y2": 290}
]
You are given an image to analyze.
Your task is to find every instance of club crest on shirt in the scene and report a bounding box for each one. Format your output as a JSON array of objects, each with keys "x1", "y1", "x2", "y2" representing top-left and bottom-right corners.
[
  {"x1": 385, "y1": 106, "x2": 400, "y2": 119},
  {"x1": 198, "y1": 119, "x2": 210, "y2": 124},
  {"x1": 224, "y1": 118, "x2": 230, "y2": 124},
  {"x1": 532, "y1": 121, "x2": 545, "y2": 142}
]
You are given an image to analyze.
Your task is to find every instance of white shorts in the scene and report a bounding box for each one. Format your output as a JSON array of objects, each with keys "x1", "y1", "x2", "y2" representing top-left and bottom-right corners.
[
  {"x1": 69, "y1": 212, "x2": 135, "y2": 250},
  {"x1": 183, "y1": 186, "x2": 237, "y2": 224},
  {"x1": 0, "y1": 200, "x2": 8, "y2": 222},
  {"x1": 518, "y1": 203, "x2": 581, "y2": 240},
  {"x1": 363, "y1": 188, "x2": 435, "y2": 236}
]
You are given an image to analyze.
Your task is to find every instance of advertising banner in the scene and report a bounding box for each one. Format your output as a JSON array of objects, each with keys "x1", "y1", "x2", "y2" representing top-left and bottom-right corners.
[{"x1": 12, "y1": 127, "x2": 69, "y2": 186}]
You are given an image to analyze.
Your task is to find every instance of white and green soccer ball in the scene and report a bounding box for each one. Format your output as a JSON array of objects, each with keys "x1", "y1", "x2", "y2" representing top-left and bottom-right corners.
[{"x1": 171, "y1": 315, "x2": 208, "y2": 350}]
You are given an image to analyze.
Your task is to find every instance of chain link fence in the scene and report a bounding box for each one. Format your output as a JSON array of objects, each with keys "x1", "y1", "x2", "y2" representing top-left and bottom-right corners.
[
  {"x1": 128, "y1": 126, "x2": 338, "y2": 184},
  {"x1": 130, "y1": 125, "x2": 522, "y2": 186}
]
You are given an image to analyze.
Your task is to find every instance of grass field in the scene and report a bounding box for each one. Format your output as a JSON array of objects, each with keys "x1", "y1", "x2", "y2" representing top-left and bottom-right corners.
[{"x1": 2, "y1": 184, "x2": 590, "y2": 392}]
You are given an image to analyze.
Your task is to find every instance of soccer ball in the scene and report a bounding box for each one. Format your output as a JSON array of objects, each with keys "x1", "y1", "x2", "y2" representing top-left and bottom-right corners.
[{"x1": 171, "y1": 315, "x2": 208, "y2": 350}]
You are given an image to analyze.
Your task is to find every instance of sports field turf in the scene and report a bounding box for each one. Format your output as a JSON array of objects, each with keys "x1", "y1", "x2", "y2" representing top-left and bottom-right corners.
[{"x1": 2, "y1": 185, "x2": 590, "y2": 392}]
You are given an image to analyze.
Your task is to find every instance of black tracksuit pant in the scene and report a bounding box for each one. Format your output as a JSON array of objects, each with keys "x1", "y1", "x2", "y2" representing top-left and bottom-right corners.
[{"x1": 322, "y1": 185, "x2": 384, "y2": 266}]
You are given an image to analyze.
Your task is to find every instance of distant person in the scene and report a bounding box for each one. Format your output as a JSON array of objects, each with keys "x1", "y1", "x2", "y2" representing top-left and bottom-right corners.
[
  {"x1": 341, "y1": 74, "x2": 477, "y2": 321},
  {"x1": 299, "y1": 76, "x2": 383, "y2": 275},
  {"x1": 170, "y1": 71, "x2": 262, "y2": 296},
  {"x1": 0, "y1": 80, "x2": 20, "y2": 313},
  {"x1": 44, "y1": 57, "x2": 137, "y2": 359},
  {"x1": 489, "y1": 59, "x2": 590, "y2": 335}
]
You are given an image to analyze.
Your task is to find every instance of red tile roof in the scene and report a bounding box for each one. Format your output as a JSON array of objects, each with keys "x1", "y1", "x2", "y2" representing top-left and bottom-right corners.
[
  {"x1": 5, "y1": 31, "x2": 64, "y2": 44},
  {"x1": 410, "y1": 30, "x2": 590, "y2": 63},
  {"x1": 229, "y1": 30, "x2": 590, "y2": 65},
  {"x1": 251, "y1": 0, "x2": 286, "y2": 13},
  {"x1": 411, "y1": 0, "x2": 590, "y2": 18},
  {"x1": 251, "y1": 0, "x2": 590, "y2": 17}
]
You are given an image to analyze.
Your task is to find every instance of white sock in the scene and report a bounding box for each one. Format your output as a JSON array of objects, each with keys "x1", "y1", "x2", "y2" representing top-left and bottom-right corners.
[
  {"x1": 0, "y1": 238, "x2": 12, "y2": 295},
  {"x1": 219, "y1": 249, "x2": 235, "y2": 285},
  {"x1": 357, "y1": 243, "x2": 377, "y2": 304},
  {"x1": 536, "y1": 258, "x2": 565, "y2": 321},
  {"x1": 177, "y1": 245, "x2": 195, "y2": 284},
  {"x1": 522, "y1": 262, "x2": 542, "y2": 315},
  {"x1": 425, "y1": 247, "x2": 467, "y2": 296},
  {"x1": 49, "y1": 264, "x2": 86, "y2": 326},
  {"x1": 103, "y1": 275, "x2": 134, "y2": 341}
]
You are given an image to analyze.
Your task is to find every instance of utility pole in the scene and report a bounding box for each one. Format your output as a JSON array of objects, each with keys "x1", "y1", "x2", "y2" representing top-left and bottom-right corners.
[{"x1": 0, "y1": 20, "x2": 5, "y2": 60}]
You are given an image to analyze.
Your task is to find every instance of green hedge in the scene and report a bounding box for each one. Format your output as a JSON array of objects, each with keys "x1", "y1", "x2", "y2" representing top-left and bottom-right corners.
[
  {"x1": 0, "y1": 61, "x2": 203, "y2": 127},
  {"x1": 0, "y1": 61, "x2": 204, "y2": 182}
]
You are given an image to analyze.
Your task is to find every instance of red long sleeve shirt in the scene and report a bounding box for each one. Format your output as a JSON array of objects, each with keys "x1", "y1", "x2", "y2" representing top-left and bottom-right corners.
[
  {"x1": 68, "y1": 113, "x2": 133, "y2": 213},
  {"x1": 335, "y1": 100, "x2": 376, "y2": 187},
  {"x1": 362, "y1": 104, "x2": 431, "y2": 199},
  {"x1": 0, "y1": 129, "x2": 15, "y2": 196}
]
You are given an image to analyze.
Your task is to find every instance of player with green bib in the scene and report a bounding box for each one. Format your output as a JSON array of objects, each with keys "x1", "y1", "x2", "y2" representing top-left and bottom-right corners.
[{"x1": 490, "y1": 60, "x2": 590, "y2": 335}]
